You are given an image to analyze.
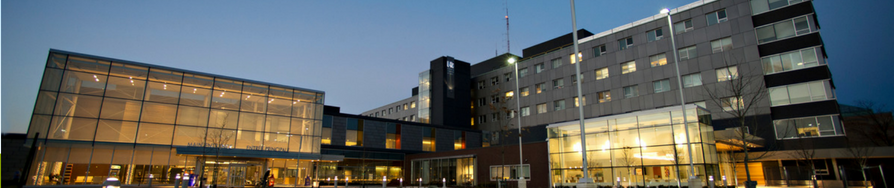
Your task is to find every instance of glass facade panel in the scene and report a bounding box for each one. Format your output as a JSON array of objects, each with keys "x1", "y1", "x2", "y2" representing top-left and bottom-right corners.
[
  {"x1": 54, "y1": 93, "x2": 104, "y2": 118},
  {"x1": 95, "y1": 120, "x2": 138, "y2": 143},
  {"x1": 180, "y1": 86, "x2": 212, "y2": 107},
  {"x1": 60, "y1": 70, "x2": 108, "y2": 96},
  {"x1": 209, "y1": 109, "x2": 239, "y2": 129},
  {"x1": 140, "y1": 102, "x2": 177, "y2": 124},
  {"x1": 176, "y1": 106, "x2": 209, "y2": 127},
  {"x1": 100, "y1": 98, "x2": 143, "y2": 121},
  {"x1": 145, "y1": 81, "x2": 181, "y2": 104},
  {"x1": 105, "y1": 76, "x2": 147, "y2": 100},
  {"x1": 212, "y1": 89, "x2": 241, "y2": 110},
  {"x1": 239, "y1": 112, "x2": 266, "y2": 131},
  {"x1": 547, "y1": 105, "x2": 715, "y2": 186},
  {"x1": 236, "y1": 130, "x2": 264, "y2": 149},
  {"x1": 173, "y1": 125, "x2": 207, "y2": 146},
  {"x1": 40, "y1": 68, "x2": 64, "y2": 91},
  {"x1": 49, "y1": 116, "x2": 97, "y2": 141},
  {"x1": 136, "y1": 123, "x2": 174, "y2": 145},
  {"x1": 66, "y1": 56, "x2": 111, "y2": 74}
]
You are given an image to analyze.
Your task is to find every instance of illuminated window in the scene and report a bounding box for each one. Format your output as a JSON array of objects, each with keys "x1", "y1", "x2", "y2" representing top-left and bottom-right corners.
[
  {"x1": 774, "y1": 115, "x2": 843, "y2": 139},
  {"x1": 650, "y1": 54, "x2": 667, "y2": 67},
  {"x1": 569, "y1": 52, "x2": 581, "y2": 64},
  {"x1": 716, "y1": 66, "x2": 738, "y2": 82},
  {"x1": 505, "y1": 91, "x2": 514, "y2": 98},
  {"x1": 489, "y1": 164, "x2": 530, "y2": 180},
  {"x1": 621, "y1": 61, "x2": 636, "y2": 74},
  {"x1": 520, "y1": 87, "x2": 529, "y2": 97},
  {"x1": 386, "y1": 123, "x2": 401, "y2": 149},
  {"x1": 574, "y1": 96, "x2": 586, "y2": 107},
  {"x1": 346, "y1": 118, "x2": 363, "y2": 146},
  {"x1": 410, "y1": 101, "x2": 416, "y2": 108},
  {"x1": 768, "y1": 80, "x2": 832, "y2": 106},
  {"x1": 757, "y1": 16, "x2": 812, "y2": 44},
  {"x1": 454, "y1": 131, "x2": 465, "y2": 150},
  {"x1": 423, "y1": 127, "x2": 436, "y2": 151},
  {"x1": 721, "y1": 96, "x2": 744, "y2": 111},
  {"x1": 536, "y1": 103, "x2": 547, "y2": 114},
  {"x1": 536, "y1": 83, "x2": 546, "y2": 94},
  {"x1": 595, "y1": 68, "x2": 609, "y2": 80},
  {"x1": 598, "y1": 91, "x2": 611, "y2": 103}
]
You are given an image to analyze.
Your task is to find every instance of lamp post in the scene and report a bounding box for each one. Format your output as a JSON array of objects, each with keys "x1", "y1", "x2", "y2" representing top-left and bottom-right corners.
[
  {"x1": 661, "y1": 8, "x2": 699, "y2": 188},
  {"x1": 507, "y1": 57, "x2": 527, "y2": 188},
  {"x1": 569, "y1": 1, "x2": 594, "y2": 187}
]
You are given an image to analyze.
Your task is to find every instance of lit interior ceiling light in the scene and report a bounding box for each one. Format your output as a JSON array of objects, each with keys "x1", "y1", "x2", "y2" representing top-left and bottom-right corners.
[{"x1": 94, "y1": 75, "x2": 100, "y2": 82}]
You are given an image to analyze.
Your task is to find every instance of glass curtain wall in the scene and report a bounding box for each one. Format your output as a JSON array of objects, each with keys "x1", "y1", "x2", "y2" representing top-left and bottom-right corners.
[
  {"x1": 26, "y1": 51, "x2": 325, "y2": 186},
  {"x1": 547, "y1": 105, "x2": 718, "y2": 187},
  {"x1": 411, "y1": 157, "x2": 476, "y2": 187},
  {"x1": 417, "y1": 70, "x2": 431, "y2": 123}
]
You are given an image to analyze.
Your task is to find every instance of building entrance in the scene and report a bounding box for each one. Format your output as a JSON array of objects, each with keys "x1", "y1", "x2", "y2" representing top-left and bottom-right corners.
[{"x1": 199, "y1": 158, "x2": 263, "y2": 188}]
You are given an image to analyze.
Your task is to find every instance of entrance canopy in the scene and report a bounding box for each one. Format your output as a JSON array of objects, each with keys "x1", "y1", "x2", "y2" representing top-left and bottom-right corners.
[{"x1": 175, "y1": 146, "x2": 342, "y2": 161}]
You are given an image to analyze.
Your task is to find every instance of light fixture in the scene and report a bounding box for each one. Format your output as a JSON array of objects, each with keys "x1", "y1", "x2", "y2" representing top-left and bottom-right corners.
[
  {"x1": 660, "y1": 8, "x2": 670, "y2": 14},
  {"x1": 507, "y1": 57, "x2": 517, "y2": 64}
]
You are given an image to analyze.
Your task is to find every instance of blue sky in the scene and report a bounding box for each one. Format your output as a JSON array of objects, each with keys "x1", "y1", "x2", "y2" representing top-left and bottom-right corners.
[{"x1": 3, "y1": 0, "x2": 893, "y2": 133}]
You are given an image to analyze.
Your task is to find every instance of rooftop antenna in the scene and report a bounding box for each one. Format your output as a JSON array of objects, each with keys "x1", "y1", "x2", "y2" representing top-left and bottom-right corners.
[{"x1": 505, "y1": 0, "x2": 511, "y2": 55}]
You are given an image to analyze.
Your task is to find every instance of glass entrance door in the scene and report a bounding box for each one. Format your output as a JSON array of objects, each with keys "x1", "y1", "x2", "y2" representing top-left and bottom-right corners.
[{"x1": 228, "y1": 165, "x2": 246, "y2": 186}]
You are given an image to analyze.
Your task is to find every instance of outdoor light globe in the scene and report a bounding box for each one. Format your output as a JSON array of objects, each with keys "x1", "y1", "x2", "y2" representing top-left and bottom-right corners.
[
  {"x1": 508, "y1": 57, "x2": 516, "y2": 64},
  {"x1": 660, "y1": 8, "x2": 670, "y2": 14}
]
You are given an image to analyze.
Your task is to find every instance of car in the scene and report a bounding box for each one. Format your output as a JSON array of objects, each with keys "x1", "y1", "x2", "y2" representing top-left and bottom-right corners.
[{"x1": 102, "y1": 177, "x2": 121, "y2": 188}]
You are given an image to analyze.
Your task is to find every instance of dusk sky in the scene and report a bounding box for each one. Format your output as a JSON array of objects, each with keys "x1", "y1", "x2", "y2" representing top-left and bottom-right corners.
[{"x1": 3, "y1": 0, "x2": 893, "y2": 134}]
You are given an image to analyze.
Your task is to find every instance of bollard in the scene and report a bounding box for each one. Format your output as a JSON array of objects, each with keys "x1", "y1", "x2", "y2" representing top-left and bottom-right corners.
[
  {"x1": 182, "y1": 175, "x2": 190, "y2": 188},
  {"x1": 175, "y1": 174, "x2": 182, "y2": 188},
  {"x1": 346, "y1": 177, "x2": 349, "y2": 188},
  {"x1": 418, "y1": 178, "x2": 422, "y2": 188},
  {"x1": 335, "y1": 176, "x2": 339, "y2": 188},
  {"x1": 149, "y1": 174, "x2": 154, "y2": 187},
  {"x1": 722, "y1": 176, "x2": 727, "y2": 188},
  {"x1": 616, "y1": 177, "x2": 621, "y2": 188},
  {"x1": 442, "y1": 178, "x2": 445, "y2": 188},
  {"x1": 709, "y1": 176, "x2": 715, "y2": 188},
  {"x1": 399, "y1": 178, "x2": 403, "y2": 188},
  {"x1": 382, "y1": 176, "x2": 387, "y2": 188}
]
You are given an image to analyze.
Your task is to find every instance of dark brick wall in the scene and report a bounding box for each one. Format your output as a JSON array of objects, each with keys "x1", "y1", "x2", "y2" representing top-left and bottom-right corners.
[
  {"x1": 331, "y1": 117, "x2": 346, "y2": 146},
  {"x1": 363, "y1": 120, "x2": 386, "y2": 149},
  {"x1": 401, "y1": 125, "x2": 422, "y2": 151}
]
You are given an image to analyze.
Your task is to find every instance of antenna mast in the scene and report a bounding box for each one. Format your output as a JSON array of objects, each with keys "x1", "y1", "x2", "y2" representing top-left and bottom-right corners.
[{"x1": 505, "y1": 0, "x2": 510, "y2": 54}]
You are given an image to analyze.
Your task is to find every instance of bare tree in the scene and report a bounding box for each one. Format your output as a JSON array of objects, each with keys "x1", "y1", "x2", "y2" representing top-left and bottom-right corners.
[
  {"x1": 848, "y1": 101, "x2": 894, "y2": 147},
  {"x1": 486, "y1": 87, "x2": 517, "y2": 188},
  {"x1": 787, "y1": 132, "x2": 817, "y2": 188},
  {"x1": 841, "y1": 138, "x2": 876, "y2": 188},
  {"x1": 703, "y1": 53, "x2": 773, "y2": 188},
  {"x1": 205, "y1": 117, "x2": 235, "y2": 187}
]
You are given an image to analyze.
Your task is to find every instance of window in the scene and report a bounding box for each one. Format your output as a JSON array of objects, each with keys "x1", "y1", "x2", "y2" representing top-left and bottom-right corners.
[
  {"x1": 492, "y1": 113, "x2": 500, "y2": 122},
  {"x1": 768, "y1": 80, "x2": 833, "y2": 106},
  {"x1": 396, "y1": 105, "x2": 401, "y2": 112},
  {"x1": 403, "y1": 103, "x2": 408, "y2": 110},
  {"x1": 536, "y1": 103, "x2": 547, "y2": 114},
  {"x1": 423, "y1": 128, "x2": 436, "y2": 151},
  {"x1": 410, "y1": 101, "x2": 416, "y2": 108},
  {"x1": 716, "y1": 66, "x2": 739, "y2": 82},
  {"x1": 519, "y1": 68, "x2": 528, "y2": 77},
  {"x1": 504, "y1": 72, "x2": 513, "y2": 82},
  {"x1": 491, "y1": 95, "x2": 500, "y2": 104},
  {"x1": 756, "y1": 16, "x2": 812, "y2": 44},
  {"x1": 653, "y1": 79, "x2": 671, "y2": 93},
  {"x1": 647, "y1": 28, "x2": 663, "y2": 42},
  {"x1": 478, "y1": 98, "x2": 487, "y2": 107},
  {"x1": 478, "y1": 80, "x2": 486, "y2": 89},
  {"x1": 682, "y1": 73, "x2": 702, "y2": 87},
  {"x1": 375, "y1": 112, "x2": 379, "y2": 117},
  {"x1": 752, "y1": 0, "x2": 805, "y2": 14},
  {"x1": 571, "y1": 75, "x2": 581, "y2": 85},
  {"x1": 721, "y1": 96, "x2": 744, "y2": 111},
  {"x1": 774, "y1": 115, "x2": 843, "y2": 139},
  {"x1": 594, "y1": 45, "x2": 607, "y2": 57},
  {"x1": 505, "y1": 91, "x2": 514, "y2": 98},
  {"x1": 570, "y1": 52, "x2": 581, "y2": 64},
  {"x1": 621, "y1": 61, "x2": 636, "y2": 74},
  {"x1": 389, "y1": 108, "x2": 393, "y2": 114},
  {"x1": 491, "y1": 77, "x2": 499, "y2": 86},
  {"x1": 623, "y1": 86, "x2": 638, "y2": 98},
  {"x1": 535, "y1": 63, "x2": 545, "y2": 73},
  {"x1": 595, "y1": 68, "x2": 609, "y2": 80},
  {"x1": 650, "y1": 54, "x2": 667, "y2": 67},
  {"x1": 674, "y1": 20, "x2": 693, "y2": 34},
  {"x1": 693, "y1": 101, "x2": 707, "y2": 109},
  {"x1": 521, "y1": 87, "x2": 530, "y2": 97},
  {"x1": 507, "y1": 110, "x2": 515, "y2": 119},
  {"x1": 678, "y1": 46, "x2": 697, "y2": 60},
  {"x1": 597, "y1": 91, "x2": 611, "y2": 103},
  {"x1": 521, "y1": 107, "x2": 531, "y2": 117},
  {"x1": 554, "y1": 100, "x2": 566, "y2": 111},
  {"x1": 410, "y1": 115, "x2": 416, "y2": 121},
  {"x1": 706, "y1": 9, "x2": 728, "y2": 26},
  {"x1": 553, "y1": 79, "x2": 564, "y2": 89},
  {"x1": 346, "y1": 119, "x2": 363, "y2": 146},
  {"x1": 536, "y1": 83, "x2": 546, "y2": 94},
  {"x1": 551, "y1": 58, "x2": 562, "y2": 68},
  {"x1": 762, "y1": 47, "x2": 820, "y2": 74},
  {"x1": 619, "y1": 37, "x2": 633, "y2": 50},
  {"x1": 489, "y1": 164, "x2": 531, "y2": 181},
  {"x1": 711, "y1": 37, "x2": 733, "y2": 53},
  {"x1": 574, "y1": 96, "x2": 586, "y2": 107},
  {"x1": 478, "y1": 115, "x2": 487, "y2": 124}
]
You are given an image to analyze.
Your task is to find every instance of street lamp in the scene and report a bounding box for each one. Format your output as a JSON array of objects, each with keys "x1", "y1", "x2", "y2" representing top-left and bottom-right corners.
[
  {"x1": 569, "y1": 1, "x2": 594, "y2": 187},
  {"x1": 507, "y1": 57, "x2": 526, "y2": 188},
  {"x1": 661, "y1": 8, "x2": 699, "y2": 188}
]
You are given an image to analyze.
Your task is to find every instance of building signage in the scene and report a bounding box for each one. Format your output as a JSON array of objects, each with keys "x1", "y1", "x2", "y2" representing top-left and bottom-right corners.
[
  {"x1": 246, "y1": 145, "x2": 288, "y2": 152},
  {"x1": 446, "y1": 58, "x2": 455, "y2": 98}
]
